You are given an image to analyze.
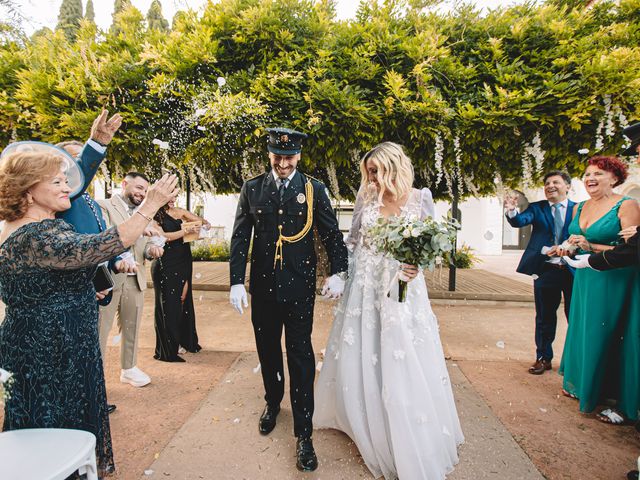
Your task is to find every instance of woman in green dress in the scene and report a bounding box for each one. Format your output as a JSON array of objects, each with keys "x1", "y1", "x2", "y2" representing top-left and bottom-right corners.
[{"x1": 560, "y1": 155, "x2": 640, "y2": 424}]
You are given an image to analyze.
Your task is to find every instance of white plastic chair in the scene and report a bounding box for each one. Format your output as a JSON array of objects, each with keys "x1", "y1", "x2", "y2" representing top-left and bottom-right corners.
[{"x1": 0, "y1": 428, "x2": 97, "y2": 480}]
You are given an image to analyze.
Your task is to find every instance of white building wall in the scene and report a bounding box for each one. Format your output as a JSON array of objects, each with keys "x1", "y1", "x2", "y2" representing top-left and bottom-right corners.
[{"x1": 91, "y1": 165, "x2": 638, "y2": 255}]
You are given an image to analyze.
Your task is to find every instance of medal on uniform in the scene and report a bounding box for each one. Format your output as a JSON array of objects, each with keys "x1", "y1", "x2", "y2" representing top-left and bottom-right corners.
[{"x1": 297, "y1": 193, "x2": 306, "y2": 204}]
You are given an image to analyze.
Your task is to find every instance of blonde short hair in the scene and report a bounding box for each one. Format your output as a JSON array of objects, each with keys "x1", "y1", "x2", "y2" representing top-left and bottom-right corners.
[
  {"x1": 0, "y1": 151, "x2": 65, "y2": 221},
  {"x1": 359, "y1": 142, "x2": 414, "y2": 204}
]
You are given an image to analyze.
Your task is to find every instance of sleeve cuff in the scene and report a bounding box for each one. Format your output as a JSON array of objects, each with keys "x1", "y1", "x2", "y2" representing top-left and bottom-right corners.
[
  {"x1": 505, "y1": 208, "x2": 518, "y2": 218},
  {"x1": 86, "y1": 139, "x2": 107, "y2": 154}
]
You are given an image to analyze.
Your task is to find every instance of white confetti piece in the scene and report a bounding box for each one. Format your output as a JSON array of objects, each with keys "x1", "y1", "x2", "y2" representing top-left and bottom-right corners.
[
  {"x1": 496, "y1": 341, "x2": 505, "y2": 349},
  {"x1": 144, "y1": 469, "x2": 154, "y2": 476},
  {"x1": 252, "y1": 363, "x2": 261, "y2": 374},
  {"x1": 111, "y1": 334, "x2": 121, "y2": 346},
  {"x1": 316, "y1": 361, "x2": 323, "y2": 371},
  {"x1": 151, "y1": 138, "x2": 169, "y2": 150},
  {"x1": 539, "y1": 408, "x2": 547, "y2": 413}
]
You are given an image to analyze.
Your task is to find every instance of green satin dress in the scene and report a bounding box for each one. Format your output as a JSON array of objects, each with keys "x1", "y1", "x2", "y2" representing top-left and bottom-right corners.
[{"x1": 560, "y1": 197, "x2": 640, "y2": 420}]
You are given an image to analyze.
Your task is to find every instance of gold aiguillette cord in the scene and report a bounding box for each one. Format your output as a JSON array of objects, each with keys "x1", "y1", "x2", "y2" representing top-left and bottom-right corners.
[{"x1": 273, "y1": 180, "x2": 314, "y2": 269}]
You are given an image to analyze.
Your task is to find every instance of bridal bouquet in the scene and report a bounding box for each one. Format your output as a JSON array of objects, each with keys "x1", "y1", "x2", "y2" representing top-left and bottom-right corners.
[{"x1": 368, "y1": 215, "x2": 459, "y2": 302}]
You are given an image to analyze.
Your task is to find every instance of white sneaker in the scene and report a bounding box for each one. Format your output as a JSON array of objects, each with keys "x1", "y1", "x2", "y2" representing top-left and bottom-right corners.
[{"x1": 120, "y1": 366, "x2": 151, "y2": 387}]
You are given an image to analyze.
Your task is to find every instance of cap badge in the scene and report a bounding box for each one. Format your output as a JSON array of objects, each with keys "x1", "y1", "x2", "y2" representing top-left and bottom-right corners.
[{"x1": 280, "y1": 134, "x2": 289, "y2": 143}]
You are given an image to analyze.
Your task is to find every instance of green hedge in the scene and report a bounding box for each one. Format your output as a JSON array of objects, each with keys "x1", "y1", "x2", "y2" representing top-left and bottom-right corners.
[
  {"x1": 191, "y1": 240, "x2": 230, "y2": 262},
  {"x1": 443, "y1": 243, "x2": 481, "y2": 269}
]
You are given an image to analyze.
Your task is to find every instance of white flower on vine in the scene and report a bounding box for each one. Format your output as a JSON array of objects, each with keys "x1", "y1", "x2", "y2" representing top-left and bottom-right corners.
[
  {"x1": 434, "y1": 133, "x2": 444, "y2": 186},
  {"x1": 402, "y1": 229, "x2": 411, "y2": 238},
  {"x1": 578, "y1": 148, "x2": 589, "y2": 155},
  {"x1": 217, "y1": 77, "x2": 226, "y2": 87},
  {"x1": 152, "y1": 138, "x2": 170, "y2": 150}
]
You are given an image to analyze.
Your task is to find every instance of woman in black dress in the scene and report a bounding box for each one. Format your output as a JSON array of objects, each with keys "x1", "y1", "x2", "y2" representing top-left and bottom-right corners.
[{"x1": 152, "y1": 201, "x2": 209, "y2": 362}]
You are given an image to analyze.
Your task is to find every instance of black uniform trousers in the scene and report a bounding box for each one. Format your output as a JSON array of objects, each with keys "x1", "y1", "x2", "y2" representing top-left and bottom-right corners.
[
  {"x1": 251, "y1": 293, "x2": 316, "y2": 438},
  {"x1": 533, "y1": 263, "x2": 574, "y2": 361}
]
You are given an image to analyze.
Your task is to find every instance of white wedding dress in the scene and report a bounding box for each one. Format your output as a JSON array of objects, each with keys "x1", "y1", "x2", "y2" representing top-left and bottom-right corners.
[{"x1": 314, "y1": 187, "x2": 464, "y2": 480}]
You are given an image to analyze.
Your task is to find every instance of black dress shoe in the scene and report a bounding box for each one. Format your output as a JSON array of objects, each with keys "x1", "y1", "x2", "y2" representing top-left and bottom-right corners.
[
  {"x1": 258, "y1": 404, "x2": 280, "y2": 435},
  {"x1": 296, "y1": 436, "x2": 318, "y2": 472},
  {"x1": 107, "y1": 404, "x2": 117, "y2": 414},
  {"x1": 627, "y1": 470, "x2": 638, "y2": 480}
]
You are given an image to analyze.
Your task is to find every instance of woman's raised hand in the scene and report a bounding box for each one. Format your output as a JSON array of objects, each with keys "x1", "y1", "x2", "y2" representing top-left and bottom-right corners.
[{"x1": 142, "y1": 174, "x2": 179, "y2": 213}]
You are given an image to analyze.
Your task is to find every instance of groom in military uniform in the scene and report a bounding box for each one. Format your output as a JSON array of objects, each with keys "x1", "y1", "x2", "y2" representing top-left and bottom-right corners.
[{"x1": 229, "y1": 128, "x2": 348, "y2": 472}]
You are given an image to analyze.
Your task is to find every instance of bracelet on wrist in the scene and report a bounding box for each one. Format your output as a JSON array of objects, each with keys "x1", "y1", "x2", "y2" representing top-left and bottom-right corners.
[{"x1": 136, "y1": 210, "x2": 153, "y2": 222}]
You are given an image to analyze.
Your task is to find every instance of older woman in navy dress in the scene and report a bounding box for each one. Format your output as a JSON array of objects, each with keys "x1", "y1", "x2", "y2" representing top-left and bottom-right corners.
[{"x1": 0, "y1": 146, "x2": 177, "y2": 477}]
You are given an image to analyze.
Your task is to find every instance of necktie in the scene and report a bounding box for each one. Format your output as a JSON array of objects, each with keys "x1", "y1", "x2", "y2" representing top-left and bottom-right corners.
[
  {"x1": 279, "y1": 179, "x2": 287, "y2": 201},
  {"x1": 83, "y1": 193, "x2": 104, "y2": 232},
  {"x1": 553, "y1": 203, "x2": 564, "y2": 244}
]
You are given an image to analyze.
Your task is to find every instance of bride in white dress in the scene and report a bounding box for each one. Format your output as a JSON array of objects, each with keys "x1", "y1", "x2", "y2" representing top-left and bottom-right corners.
[{"x1": 314, "y1": 142, "x2": 464, "y2": 479}]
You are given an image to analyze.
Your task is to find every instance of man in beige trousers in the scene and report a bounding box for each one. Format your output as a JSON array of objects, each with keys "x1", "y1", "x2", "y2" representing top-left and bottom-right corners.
[{"x1": 99, "y1": 172, "x2": 164, "y2": 388}]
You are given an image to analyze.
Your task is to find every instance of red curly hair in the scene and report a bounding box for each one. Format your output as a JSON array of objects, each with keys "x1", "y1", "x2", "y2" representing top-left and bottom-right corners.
[{"x1": 586, "y1": 156, "x2": 628, "y2": 187}]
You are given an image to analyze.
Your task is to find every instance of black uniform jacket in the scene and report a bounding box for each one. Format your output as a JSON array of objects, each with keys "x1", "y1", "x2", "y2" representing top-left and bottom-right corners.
[
  {"x1": 230, "y1": 170, "x2": 348, "y2": 302},
  {"x1": 589, "y1": 228, "x2": 639, "y2": 271}
]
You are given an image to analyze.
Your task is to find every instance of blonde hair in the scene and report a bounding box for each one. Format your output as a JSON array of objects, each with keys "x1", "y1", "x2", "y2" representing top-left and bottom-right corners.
[
  {"x1": 0, "y1": 151, "x2": 65, "y2": 221},
  {"x1": 359, "y1": 142, "x2": 414, "y2": 203}
]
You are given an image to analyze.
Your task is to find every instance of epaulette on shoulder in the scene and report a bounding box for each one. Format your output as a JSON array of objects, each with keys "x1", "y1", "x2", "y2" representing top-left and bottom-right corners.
[
  {"x1": 245, "y1": 172, "x2": 267, "y2": 182},
  {"x1": 302, "y1": 173, "x2": 324, "y2": 186}
]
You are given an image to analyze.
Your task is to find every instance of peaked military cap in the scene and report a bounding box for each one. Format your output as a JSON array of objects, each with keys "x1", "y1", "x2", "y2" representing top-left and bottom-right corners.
[
  {"x1": 266, "y1": 127, "x2": 308, "y2": 155},
  {"x1": 621, "y1": 121, "x2": 640, "y2": 156}
]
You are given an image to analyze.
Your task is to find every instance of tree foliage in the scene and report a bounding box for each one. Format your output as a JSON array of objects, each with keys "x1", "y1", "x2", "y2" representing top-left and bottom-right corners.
[
  {"x1": 2, "y1": 0, "x2": 639, "y2": 198},
  {"x1": 85, "y1": 0, "x2": 95, "y2": 24},
  {"x1": 146, "y1": 0, "x2": 169, "y2": 32},
  {"x1": 57, "y1": 0, "x2": 83, "y2": 41}
]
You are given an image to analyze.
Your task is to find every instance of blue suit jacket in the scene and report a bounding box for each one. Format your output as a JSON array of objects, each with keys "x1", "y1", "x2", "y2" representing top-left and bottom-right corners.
[
  {"x1": 56, "y1": 142, "x2": 115, "y2": 305},
  {"x1": 57, "y1": 142, "x2": 106, "y2": 232},
  {"x1": 506, "y1": 199, "x2": 576, "y2": 276}
]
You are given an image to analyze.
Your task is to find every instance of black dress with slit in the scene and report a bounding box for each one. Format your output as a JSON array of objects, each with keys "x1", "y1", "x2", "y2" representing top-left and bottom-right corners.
[{"x1": 151, "y1": 212, "x2": 201, "y2": 362}]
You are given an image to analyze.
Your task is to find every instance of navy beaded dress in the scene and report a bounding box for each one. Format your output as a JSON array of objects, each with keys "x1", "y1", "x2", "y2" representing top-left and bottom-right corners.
[{"x1": 0, "y1": 219, "x2": 127, "y2": 477}]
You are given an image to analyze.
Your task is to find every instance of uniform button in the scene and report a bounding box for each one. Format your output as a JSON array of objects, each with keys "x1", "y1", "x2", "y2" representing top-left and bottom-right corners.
[
  {"x1": 299, "y1": 212, "x2": 303, "y2": 216},
  {"x1": 258, "y1": 209, "x2": 262, "y2": 213},
  {"x1": 278, "y1": 209, "x2": 283, "y2": 214}
]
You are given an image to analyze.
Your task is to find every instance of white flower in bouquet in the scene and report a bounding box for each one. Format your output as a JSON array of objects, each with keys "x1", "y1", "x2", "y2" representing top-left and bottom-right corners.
[{"x1": 368, "y1": 215, "x2": 460, "y2": 301}]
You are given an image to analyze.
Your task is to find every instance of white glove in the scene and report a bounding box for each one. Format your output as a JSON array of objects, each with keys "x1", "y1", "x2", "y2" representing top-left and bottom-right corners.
[
  {"x1": 230, "y1": 284, "x2": 248, "y2": 314},
  {"x1": 562, "y1": 254, "x2": 592, "y2": 269},
  {"x1": 321, "y1": 274, "x2": 346, "y2": 299}
]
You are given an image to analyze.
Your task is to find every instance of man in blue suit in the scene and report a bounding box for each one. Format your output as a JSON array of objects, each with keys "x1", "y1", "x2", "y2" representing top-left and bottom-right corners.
[
  {"x1": 56, "y1": 111, "x2": 125, "y2": 415},
  {"x1": 505, "y1": 170, "x2": 575, "y2": 375},
  {"x1": 57, "y1": 110, "x2": 121, "y2": 242}
]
